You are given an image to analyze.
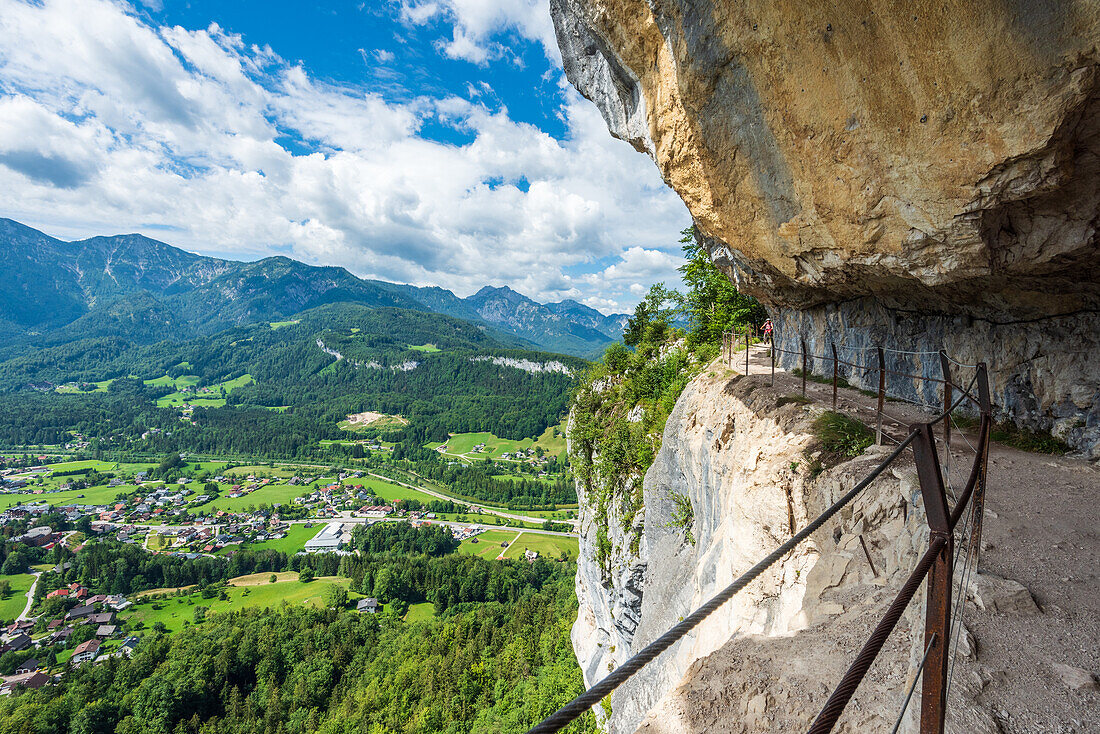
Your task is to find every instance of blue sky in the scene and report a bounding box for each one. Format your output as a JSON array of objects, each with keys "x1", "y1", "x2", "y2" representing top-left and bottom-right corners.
[{"x1": 0, "y1": 0, "x2": 688, "y2": 312}]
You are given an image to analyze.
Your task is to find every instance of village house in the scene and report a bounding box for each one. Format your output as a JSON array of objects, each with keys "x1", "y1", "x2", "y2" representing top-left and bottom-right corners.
[
  {"x1": 356, "y1": 598, "x2": 381, "y2": 614},
  {"x1": 66, "y1": 604, "x2": 94, "y2": 621},
  {"x1": 0, "y1": 671, "x2": 50, "y2": 695},
  {"x1": 15, "y1": 658, "x2": 40, "y2": 675},
  {"x1": 71, "y1": 639, "x2": 100, "y2": 665},
  {"x1": 3, "y1": 634, "x2": 31, "y2": 653},
  {"x1": 89, "y1": 611, "x2": 115, "y2": 626}
]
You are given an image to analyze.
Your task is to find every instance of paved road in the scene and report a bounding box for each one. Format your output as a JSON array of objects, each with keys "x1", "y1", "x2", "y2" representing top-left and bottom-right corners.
[
  {"x1": 16, "y1": 572, "x2": 41, "y2": 621},
  {"x1": 139, "y1": 514, "x2": 577, "y2": 539},
  {"x1": 365, "y1": 471, "x2": 579, "y2": 530}
]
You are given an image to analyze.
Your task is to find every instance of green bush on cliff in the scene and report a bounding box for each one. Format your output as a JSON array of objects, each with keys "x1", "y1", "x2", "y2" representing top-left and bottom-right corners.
[{"x1": 569, "y1": 229, "x2": 765, "y2": 575}]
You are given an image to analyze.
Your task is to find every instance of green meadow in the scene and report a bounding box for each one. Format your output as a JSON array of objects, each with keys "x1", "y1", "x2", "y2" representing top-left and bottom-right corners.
[
  {"x1": 426, "y1": 422, "x2": 567, "y2": 463},
  {"x1": 214, "y1": 524, "x2": 324, "y2": 555},
  {"x1": 156, "y1": 374, "x2": 254, "y2": 408},
  {"x1": 457, "y1": 529, "x2": 518, "y2": 559},
  {"x1": 501, "y1": 532, "x2": 578, "y2": 561},
  {"x1": 0, "y1": 573, "x2": 35, "y2": 623},
  {"x1": 121, "y1": 575, "x2": 354, "y2": 633}
]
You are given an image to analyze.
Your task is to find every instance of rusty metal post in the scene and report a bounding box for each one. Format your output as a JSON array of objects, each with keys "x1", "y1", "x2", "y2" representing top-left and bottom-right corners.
[
  {"x1": 972, "y1": 362, "x2": 992, "y2": 571},
  {"x1": 912, "y1": 423, "x2": 952, "y2": 734},
  {"x1": 876, "y1": 347, "x2": 886, "y2": 445},
  {"x1": 801, "y1": 338, "x2": 808, "y2": 397},
  {"x1": 831, "y1": 343, "x2": 839, "y2": 409},
  {"x1": 745, "y1": 328, "x2": 750, "y2": 375},
  {"x1": 770, "y1": 338, "x2": 775, "y2": 386},
  {"x1": 939, "y1": 351, "x2": 952, "y2": 449}
]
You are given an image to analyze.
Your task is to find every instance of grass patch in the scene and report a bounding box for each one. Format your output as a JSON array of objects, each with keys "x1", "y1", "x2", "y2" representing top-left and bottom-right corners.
[
  {"x1": 407, "y1": 343, "x2": 441, "y2": 353},
  {"x1": 122, "y1": 576, "x2": 349, "y2": 633},
  {"x1": 954, "y1": 412, "x2": 1069, "y2": 454},
  {"x1": 0, "y1": 483, "x2": 131, "y2": 511},
  {"x1": 197, "y1": 483, "x2": 305, "y2": 513},
  {"x1": 777, "y1": 394, "x2": 811, "y2": 407},
  {"x1": 404, "y1": 602, "x2": 436, "y2": 622},
  {"x1": 269, "y1": 320, "x2": 300, "y2": 330},
  {"x1": 990, "y1": 422, "x2": 1069, "y2": 454},
  {"x1": 813, "y1": 411, "x2": 875, "y2": 458},
  {"x1": 156, "y1": 374, "x2": 254, "y2": 408},
  {"x1": 501, "y1": 532, "x2": 579, "y2": 561},
  {"x1": 144, "y1": 374, "x2": 201, "y2": 389},
  {"x1": 0, "y1": 573, "x2": 35, "y2": 623},
  {"x1": 458, "y1": 529, "x2": 517, "y2": 559},
  {"x1": 221, "y1": 525, "x2": 325, "y2": 555},
  {"x1": 426, "y1": 422, "x2": 567, "y2": 462},
  {"x1": 47, "y1": 459, "x2": 117, "y2": 473}
]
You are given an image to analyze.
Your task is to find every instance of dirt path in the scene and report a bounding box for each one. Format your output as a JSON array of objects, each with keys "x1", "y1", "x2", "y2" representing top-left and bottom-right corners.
[
  {"x1": 496, "y1": 532, "x2": 523, "y2": 560},
  {"x1": 735, "y1": 343, "x2": 1100, "y2": 732}
]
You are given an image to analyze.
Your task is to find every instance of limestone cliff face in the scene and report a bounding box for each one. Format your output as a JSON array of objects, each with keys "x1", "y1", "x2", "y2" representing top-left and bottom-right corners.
[
  {"x1": 551, "y1": 0, "x2": 1100, "y2": 453},
  {"x1": 571, "y1": 365, "x2": 947, "y2": 733}
]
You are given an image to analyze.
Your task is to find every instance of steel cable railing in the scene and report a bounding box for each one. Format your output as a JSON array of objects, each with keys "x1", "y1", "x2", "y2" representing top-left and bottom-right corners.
[
  {"x1": 527, "y1": 339, "x2": 992, "y2": 734},
  {"x1": 526, "y1": 431, "x2": 920, "y2": 734}
]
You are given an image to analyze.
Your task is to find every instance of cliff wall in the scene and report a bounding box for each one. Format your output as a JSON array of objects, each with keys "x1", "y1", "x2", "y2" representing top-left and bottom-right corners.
[
  {"x1": 572, "y1": 364, "x2": 947, "y2": 732},
  {"x1": 551, "y1": 0, "x2": 1100, "y2": 453}
]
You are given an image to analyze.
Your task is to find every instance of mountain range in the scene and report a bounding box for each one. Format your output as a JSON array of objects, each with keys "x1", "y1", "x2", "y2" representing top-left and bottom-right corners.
[{"x1": 0, "y1": 218, "x2": 627, "y2": 357}]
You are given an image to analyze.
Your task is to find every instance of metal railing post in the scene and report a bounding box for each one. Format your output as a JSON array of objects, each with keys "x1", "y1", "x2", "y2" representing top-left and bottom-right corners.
[
  {"x1": 771, "y1": 337, "x2": 776, "y2": 386},
  {"x1": 801, "y1": 338, "x2": 808, "y2": 397},
  {"x1": 745, "y1": 328, "x2": 750, "y2": 376},
  {"x1": 939, "y1": 351, "x2": 951, "y2": 450},
  {"x1": 876, "y1": 348, "x2": 886, "y2": 445},
  {"x1": 972, "y1": 363, "x2": 992, "y2": 571},
  {"x1": 912, "y1": 424, "x2": 952, "y2": 734},
  {"x1": 831, "y1": 343, "x2": 839, "y2": 409}
]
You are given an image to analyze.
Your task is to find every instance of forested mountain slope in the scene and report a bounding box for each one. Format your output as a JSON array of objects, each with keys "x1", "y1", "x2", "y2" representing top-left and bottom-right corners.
[{"x1": 1, "y1": 219, "x2": 624, "y2": 357}]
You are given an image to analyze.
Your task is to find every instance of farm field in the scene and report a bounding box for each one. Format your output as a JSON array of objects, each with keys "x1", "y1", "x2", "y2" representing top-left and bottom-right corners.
[
  {"x1": 458, "y1": 529, "x2": 518, "y2": 559},
  {"x1": 0, "y1": 483, "x2": 133, "y2": 510},
  {"x1": 502, "y1": 532, "x2": 579, "y2": 561},
  {"x1": 55, "y1": 378, "x2": 115, "y2": 393},
  {"x1": 0, "y1": 573, "x2": 35, "y2": 623},
  {"x1": 44, "y1": 459, "x2": 118, "y2": 473},
  {"x1": 269, "y1": 319, "x2": 300, "y2": 329},
  {"x1": 355, "y1": 475, "x2": 440, "y2": 505},
  {"x1": 194, "y1": 483, "x2": 305, "y2": 512},
  {"x1": 144, "y1": 374, "x2": 202, "y2": 389},
  {"x1": 426, "y1": 422, "x2": 567, "y2": 463},
  {"x1": 217, "y1": 524, "x2": 324, "y2": 555},
  {"x1": 221, "y1": 465, "x2": 297, "y2": 479},
  {"x1": 121, "y1": 575, "x2": 352, "y2": 633},
  {"x1": 404, "y1": 602, "x2": 436, "y2": 622},
  {"x1": 156, "y1": 374, "x2": 254, "y2": 408}
]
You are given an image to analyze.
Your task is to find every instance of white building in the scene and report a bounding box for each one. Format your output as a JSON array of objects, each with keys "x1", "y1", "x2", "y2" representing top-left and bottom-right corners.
[{"x1": 304, "y1": 522, "x2": 345, "y2": 552}]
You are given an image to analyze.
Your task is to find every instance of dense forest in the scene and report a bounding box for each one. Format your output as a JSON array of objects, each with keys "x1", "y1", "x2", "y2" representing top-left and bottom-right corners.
[
  {"x1": 0, "y1": 577, "x2": 593, "y2": 734},
  {"x1": 0, "y1": 523, "x2": 595, "y2": 734},
  {"x1": 0, "y1": 304, "x2": 585, "y2": 451}
]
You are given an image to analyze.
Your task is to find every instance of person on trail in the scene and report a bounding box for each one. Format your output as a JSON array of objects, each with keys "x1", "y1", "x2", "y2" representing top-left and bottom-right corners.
[{"x1": 761, "y1": 319, "x2": 773, "y2": 344}]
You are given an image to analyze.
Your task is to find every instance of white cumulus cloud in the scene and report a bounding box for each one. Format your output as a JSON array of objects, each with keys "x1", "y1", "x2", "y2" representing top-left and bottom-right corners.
[{"x1": 0, "y1": 0, "x2": 688, "y2": 312}]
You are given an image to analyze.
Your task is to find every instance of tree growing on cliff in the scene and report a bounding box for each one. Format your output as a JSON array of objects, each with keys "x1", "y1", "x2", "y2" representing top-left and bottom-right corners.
[{"x1": 677, "y1": 225, "x2": 766, "y2": 348}]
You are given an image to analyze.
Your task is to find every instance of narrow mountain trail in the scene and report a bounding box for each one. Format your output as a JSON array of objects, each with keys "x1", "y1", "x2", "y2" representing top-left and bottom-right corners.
[{"x1": 709, "y1": 344, "x2": 1100, "y2": 732}]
